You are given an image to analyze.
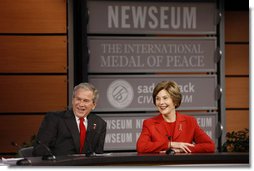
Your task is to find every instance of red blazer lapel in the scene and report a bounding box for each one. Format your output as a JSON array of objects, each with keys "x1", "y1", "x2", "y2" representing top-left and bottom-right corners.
[{"x1": 153, "y1": 114, "x2": 169, "y2": 138}]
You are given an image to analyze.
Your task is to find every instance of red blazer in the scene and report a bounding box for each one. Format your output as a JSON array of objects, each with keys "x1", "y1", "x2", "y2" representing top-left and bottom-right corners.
[{"x1": 136, "y1": 113, "x2": 215, "y2": 153}]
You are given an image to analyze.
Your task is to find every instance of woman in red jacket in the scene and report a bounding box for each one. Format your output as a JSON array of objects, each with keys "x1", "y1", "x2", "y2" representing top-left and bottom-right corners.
[{"x1": 136, "y1": 81, "x2": 215, "y2": 153}]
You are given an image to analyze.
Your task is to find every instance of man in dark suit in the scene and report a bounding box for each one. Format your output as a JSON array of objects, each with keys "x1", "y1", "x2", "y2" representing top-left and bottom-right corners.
[{"x1": 32, "y1": 83, "x2": 107, "y2": 156}]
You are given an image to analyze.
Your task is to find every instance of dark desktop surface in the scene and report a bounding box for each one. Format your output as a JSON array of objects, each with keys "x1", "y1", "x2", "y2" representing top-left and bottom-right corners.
[{"x1": 15, "y1": 152, "x2": 249, "y2": 166}]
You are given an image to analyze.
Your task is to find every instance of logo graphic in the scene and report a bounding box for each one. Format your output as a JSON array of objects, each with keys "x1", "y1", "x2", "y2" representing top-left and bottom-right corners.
[{"x1": 107, "y1": 80, "x2": 134, "y2": 109}]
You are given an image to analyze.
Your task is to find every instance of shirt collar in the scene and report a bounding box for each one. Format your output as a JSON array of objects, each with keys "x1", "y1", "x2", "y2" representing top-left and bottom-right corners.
[{"x1": 75, "y1": 115, "x2": 87, "y2": 122}]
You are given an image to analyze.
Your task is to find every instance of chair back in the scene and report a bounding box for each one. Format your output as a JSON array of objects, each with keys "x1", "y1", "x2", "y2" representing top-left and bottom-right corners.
[{"x1": 18, "y1": 146, "x2": 34, "y2": 157}]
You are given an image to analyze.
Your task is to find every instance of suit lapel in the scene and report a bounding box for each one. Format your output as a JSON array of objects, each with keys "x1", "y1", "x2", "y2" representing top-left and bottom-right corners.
[
  {"x1": 154, "y1": 115, "x2": 169, "y2": 138},
  {"x1": 64, "y1": 110, "x2": 80, "y2": 153},
  {"x1": 87, "y1": 114, "x2": 97, "y2": 133},
  {"x1": 83, "y1": 114, "x2": 97, "y2": 153}
]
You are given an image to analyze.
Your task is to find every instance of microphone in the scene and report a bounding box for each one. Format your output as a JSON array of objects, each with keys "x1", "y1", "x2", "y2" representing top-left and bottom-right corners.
[
  {"x1": 12, "y1": 142, "x2": 32, "y2": 165},
  {"x1": 11, "y1": 142, "x2": 21, "y2": 149},
  {"x1": 166, "y1": 136, "x2": 175, "y2": 155},
  {"x1": 36, "y1": 140, "x2": 56, "y2": 160},
  {"x1": 16, "y1": 158, "x2": 32, "y2": 166}
]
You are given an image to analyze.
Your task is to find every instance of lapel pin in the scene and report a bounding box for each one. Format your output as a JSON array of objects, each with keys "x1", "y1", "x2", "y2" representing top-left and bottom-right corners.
[{"x1": 179, "y1": 124, "x2": 182, "y2": 131}]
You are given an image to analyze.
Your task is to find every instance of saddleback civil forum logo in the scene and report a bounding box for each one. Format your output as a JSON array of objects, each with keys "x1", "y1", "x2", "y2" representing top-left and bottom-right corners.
[{"x1": 107, "y1": 80, "x2": 134, "y2": 109}]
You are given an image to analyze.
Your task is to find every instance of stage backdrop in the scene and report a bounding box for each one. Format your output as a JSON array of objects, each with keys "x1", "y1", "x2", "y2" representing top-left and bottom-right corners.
[{"x1": 85, "y1": 0, "x2": 225, "y2": 151}]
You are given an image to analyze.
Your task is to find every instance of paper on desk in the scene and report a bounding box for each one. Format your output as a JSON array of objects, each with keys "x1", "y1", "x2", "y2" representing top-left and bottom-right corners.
[
  {"x1": 1, "y1": 157, "x2": 24, "y2": 166},
  {"x1": 94, "y1": 153, "x2": 112, "y2": 156},
  {"x1": 71, "y1": 153, "x2": 112, "y2": 157}
]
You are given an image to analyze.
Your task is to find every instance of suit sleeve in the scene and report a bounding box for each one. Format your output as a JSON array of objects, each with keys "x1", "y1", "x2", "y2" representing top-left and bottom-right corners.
[
  {"x1": 32, "y1": 112, "x2": 59, "y2": 156},
  {"x1": 136, "y1": 120, "x2": 168, "y2": 153},
  {"x1": 188, "y1": 117, "x2": 215, "y2": 153},
  {"x1": 94, "y1": 119, "x2": 107, "y2": 154}
]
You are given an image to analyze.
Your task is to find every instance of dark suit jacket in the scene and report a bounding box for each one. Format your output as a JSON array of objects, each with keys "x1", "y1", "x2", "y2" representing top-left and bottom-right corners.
[
  {"x1": 32, "y1": 110, "x2": 107, "y2": 156},
  {"x1": 136, "y1": 113, "x2": 215, "y2": 153}
]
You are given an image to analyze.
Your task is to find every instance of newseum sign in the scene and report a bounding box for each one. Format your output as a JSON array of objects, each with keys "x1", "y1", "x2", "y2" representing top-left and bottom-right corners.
[
  {"x1": 88, "y1": 37, "x2": 217, "y2": 73},
  {"x1": 89, "y1": 75, "x2": 217, "y2": 111},
  {"x1": 87, "y1": 0, "x2": 217, "y2": 34},
  {"x1": 99, "y1": 112, "x2": 217, "y2": 151}
]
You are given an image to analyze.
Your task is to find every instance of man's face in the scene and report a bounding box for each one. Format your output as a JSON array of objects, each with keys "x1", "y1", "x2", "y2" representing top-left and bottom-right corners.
[{"x1": 72, "y1": 88, "x2": 96, "y2": 118}]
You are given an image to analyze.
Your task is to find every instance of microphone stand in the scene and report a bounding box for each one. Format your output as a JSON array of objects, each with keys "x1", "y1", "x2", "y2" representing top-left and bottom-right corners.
[
  {"x1": 37, "y1": 140, "x2": 56, "y2": 160},
  {"x1": 166, "y1": 136, "x2": 175, "y2": 155},
  {"x1": 85, "y1": 130, "x2": 95, "y2": 157},
  {"x1": 11, "y1": 142, "x2": 32, "y2": 165}
]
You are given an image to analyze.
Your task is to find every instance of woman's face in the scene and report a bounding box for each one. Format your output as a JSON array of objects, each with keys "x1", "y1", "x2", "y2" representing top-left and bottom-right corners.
[{"x1": 155, "y1": 89, "x2": 176, "y2": 115}]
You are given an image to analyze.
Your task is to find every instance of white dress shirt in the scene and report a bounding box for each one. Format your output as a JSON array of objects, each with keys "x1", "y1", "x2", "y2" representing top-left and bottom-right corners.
[{"x1": 75, "y1": 116, "x2": 88, "y2": 131}]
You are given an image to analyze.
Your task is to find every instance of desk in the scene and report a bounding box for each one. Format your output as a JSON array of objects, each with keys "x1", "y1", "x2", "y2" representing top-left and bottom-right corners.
[{"x1": 20, "y1": 152, "x2": 249, "y2": 166}]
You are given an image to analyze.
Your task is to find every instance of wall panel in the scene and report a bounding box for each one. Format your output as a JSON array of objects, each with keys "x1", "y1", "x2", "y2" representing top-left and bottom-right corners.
[
  {"x1": 0, "y1": 36, "x2": 67, "y2": 73},
  {"x1": 226, "y1": 110, "x2": 249, "y2": 132},
  {"x1": 0, "y1": 0, "x2": 66, "y2": 33},
  {"x1": 0, "y1": 0, "x2": 68, "y2": 156},
  {"x1": 225, "y1": 77, "x2": 249, "y2": 109},
  {"x1": 225, "y1": 11, "x2": 249, "y2": 42},
  {"x1": 0, "y1": 76, "x2": 67, "y2": 113},
  {"x1": 225, "y1": 44, "x2": 249, "y2": 75},
  {"x1": 225, "y1": 9, "x2": 249, "y2": 135},
  {"x1": 0, "y1": 115, "x2": 44, "y2": 153}
]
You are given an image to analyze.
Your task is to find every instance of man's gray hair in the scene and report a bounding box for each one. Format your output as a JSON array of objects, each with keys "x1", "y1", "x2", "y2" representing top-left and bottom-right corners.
[{"x1": 72, "y1": 82, "x2": 99, "y2": 103}]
